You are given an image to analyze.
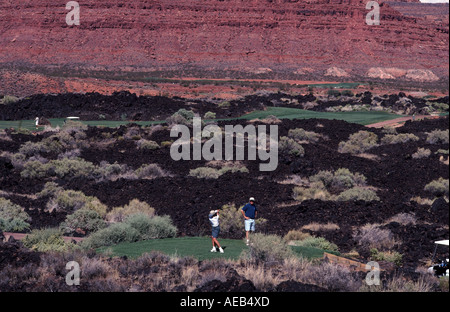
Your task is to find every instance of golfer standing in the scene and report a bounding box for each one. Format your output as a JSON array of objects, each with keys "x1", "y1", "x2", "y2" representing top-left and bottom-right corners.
[
  {"x1": 209, "y1": 209, "x2": 224, "y2": 253},
  {"x1": 241, "y1": 197, "x2": 257, "y2": 245}
]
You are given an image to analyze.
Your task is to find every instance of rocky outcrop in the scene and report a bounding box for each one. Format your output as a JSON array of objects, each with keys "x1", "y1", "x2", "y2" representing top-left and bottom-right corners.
[{"x1": 0, "y1": 0, "x2": 448, "y2": 96}]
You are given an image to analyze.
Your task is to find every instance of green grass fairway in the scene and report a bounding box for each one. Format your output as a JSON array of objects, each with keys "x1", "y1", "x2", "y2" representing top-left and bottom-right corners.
[
  {"x1": 235, "y1": 107, "x2": 403, "y2": 125},
  {"x1": 97, "y1": 237, "x2": 337, "y2": 261},
  {"x1": 0, "y1": 107, "x2": 402, "y2": 131}
]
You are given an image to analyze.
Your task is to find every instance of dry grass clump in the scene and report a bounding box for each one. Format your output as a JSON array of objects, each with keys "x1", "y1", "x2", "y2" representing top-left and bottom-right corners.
[
  {"x1": 353, "y1": 223, "x2": 399, "y2": 251},
  {"x1": 301, "y1": 222, "x2": 340, "y2": 232},
  {"x1": 386, "y1": 213, "x2": 417, "y2": 226}
]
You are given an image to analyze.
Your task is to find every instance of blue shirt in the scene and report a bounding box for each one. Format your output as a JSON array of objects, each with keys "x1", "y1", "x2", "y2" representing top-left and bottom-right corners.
[{"x1": 242, "y1": 203, "x2": 257, "y2": 219}]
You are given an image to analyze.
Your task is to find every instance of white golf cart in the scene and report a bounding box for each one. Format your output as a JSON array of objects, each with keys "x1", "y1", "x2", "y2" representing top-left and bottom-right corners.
[{"x1": 428, "y1": 240, "x2": 449, "y2": 277}]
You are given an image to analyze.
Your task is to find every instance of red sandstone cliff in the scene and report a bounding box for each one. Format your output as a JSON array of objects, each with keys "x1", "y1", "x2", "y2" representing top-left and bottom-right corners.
[{"x1": 0, "y1": 0, "x2": 448, "y2": 96}]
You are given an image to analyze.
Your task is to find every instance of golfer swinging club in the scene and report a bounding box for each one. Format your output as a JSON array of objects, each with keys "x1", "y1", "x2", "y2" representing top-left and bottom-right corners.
[
  {"x1": 241, "y1": 197, "x2": 257, "y2": 245},
  {"x1": 209, "y1": 209, "x2": 224, "y2": 253}
]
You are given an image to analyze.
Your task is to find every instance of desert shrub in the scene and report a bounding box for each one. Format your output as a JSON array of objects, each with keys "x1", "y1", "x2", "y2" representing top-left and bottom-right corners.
[
  {"x1": 283, "y1": 230, "x2": 312, "y2": 242},
  {"x1": 424, "y1": 178, "x2": 449, "y2": 197},
  {"x1": 288, "y1": 128, "x2": 321, "y2": 143},
  {"x1": 381, "y1": 133, "x2": 419, "y2": 145},
  {"x1": 293, "y1": 182, "x2": 332, "y2": 202},
  {"x1": 136, "y1": 139, "x2": 160, "y2": 150},
  {"x1": 46, "y1": 189, "x2": 107, "y2": 216},
  {"x1": 107, "y1": 199, "x2": 155, "y2": 223},
  {"x1": 166, "y1": 108, "x2": 196, "y2": 126},
  {"x1": 387, "y1": 213, "x2": 416, "y2": 226},
  {"x1": 204, "y1": 111, "x2": 216, "y2": 119},
  {"x1": 94, "y1": 161, "x2": 132, "y2": 181},
  {"x1": 426, "y1": 129, "x2": 449, "y2": 145},
  {"x1": 370, "y1": 248, "x2": 403, "y2": 266},
  {"x1": 310, "y1": 168, "x2": 367, "y2": 191},
  {"x1": 0, "y1": 197, "x2": 31, "y2": 232},
  {"x1": 243, "y1": 233, "x2": 294, "y2": 263},
  {"x1": 353, "y1": 224, "x2": 397, "y2": 251},
  {"x1": 338, "y1": 130, "x2": 378, "y2": 154},
  {"x1": 290, "y1": 236, "x2": 339, "y2": 252},
  {"x1": 189, "y1": 167, "x2": 221, "y2": 179},
  {"x1": 60, "y1": 209, "x2": 107, "y2": 235},
  {"x1": 124, "y1": 213, "x2": 177, "y2": 240},
  {"x1": 336, "y1": 187, "x2": 380, "y2": 202},
  {"x1": 37, "y1": 182, "x2": 63, "y2": 198},
  {"x1": 279, "y1": 136, "x2": 305, "y2": 157},
  {"x1": 81, "y1": 223, "x2": 140, "y2": 250},
  {"x1": 217, "y1": 204, "x2": 243, "y2": 235},
  {"x1": 19, "y1": 140, "x2": 63, "y2": 157},
  {"x1": 412, "y1": 148, "x2": 431, "y2": 159},
  {"x1": 81, "y1": 213, "x2": 177, "y2": 249},
  {"x1": 301, "y1": 222, "x2": 340, "y2": 232},
  {"x1": 20, "y1": 160, "x2": 48, "y2": 179},
  {"x1": 49, "y1": 158, "x2": 96, "y2": 179},
  {"x1": 189, "y1": 166, "x2": 248, "y2": 179},
  {"x1": 1, "y1": 95, "x2": 19, "y2": 104},
  {"x1": 22, "y1": 228, "x2": 77, "y2": 252},
  {"x1": 135, "y1": 163, "x2": 168, "y2": 179}
]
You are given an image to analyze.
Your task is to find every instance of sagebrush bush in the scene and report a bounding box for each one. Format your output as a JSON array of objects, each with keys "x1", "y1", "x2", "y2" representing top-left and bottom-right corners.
[
  {"x1": 218, "y1": 204, "x2": 243, "y2": 235},
  {"x1": 283, "y1": 230, "x2": 312, "y2": 242},
  {"x1": 23, "y1": 228, "x2": 77, "y2": 252},
  {"x1": 82, "y1": 213, "x2": 177, "y2": 249},
  {"x1": 426, "y1": 129, "x2": 449, "y2": 145},
  {"x1": 309, "y1": 168, "x2": 367, "y2": 191},
  {"x1": 381, "y1": 133, "x2": 419, "y2": 145},
  {"x1": 0, "y1": 197, "x2": 31, "y2": 232},
  {"x1": 338, "y1": 130, "x2": 378, "y2": 154},
  {"x1": 424, "y1": 178, "x2": 449, "y2": 197},
  {"x1": 279, "y1": 136, "x2": 305, "y2": 157},
  {"x1": 289, "y1": 236, "x2": 339, "y2": 252},
  {"x1": 125, "y1": 213, "x2": 177, "y2": 240},
  {"x1": 288, "y1": 128, "x2": 321, "y2": 143},
  {"x1": 336, "y1": 187, "x2": 380, "y2": 202},
  {"x1": 293, "y1": 182, "x2": 332, "y2": 202},
  {"x1": 137, "y1": 139, "x2": 160, "y2": 150},
  {"x1": 370, "y1": 248, "x2": 403, "y2": 266},
  {"x1": 353, "y1": 224, "x2": 397, "y2": 251},
  {"x1": 46, "y1": 189, "x2": 107, "y2": 216},
  {"x1": 60, "y1": 209, "x2": 107, "y2": 235},
  {"x1": 189, "y1": 166, "x2": 248, "y2": 179},
  {"x1": 412, "y1": 148, "x2": 431, "y2": 159},
  {"x1": 135, "y1": 163, "x2": 168, "y2": 179},
  {"x1": 243, "y1": 233, "x2": 294, "y2": 262},
  {"x1": 204, "y1": 111, "x2": 216, "y2": 119},
  {"x1": 107, "y1": 199, "x2": 155, "y2": 223}
]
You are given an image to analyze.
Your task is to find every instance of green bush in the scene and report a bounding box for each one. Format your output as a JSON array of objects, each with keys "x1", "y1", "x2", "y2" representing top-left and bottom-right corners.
[
  {"x1": 20, "y1": 158, "x2": 97, "y2": 180},
  {"x1": 370, "y1": 248, "x2": 403, "y2": 266},
  {"x1": 0, "y1": 197, "x2": 30, "y2": 232},
  {"x1": 20, "y1": 160, "x2": 48, "y2": 179},
  {"x1": 288, "y1": 128, "x2": 321, "y2": 143},
  {"x1": 290, "y1": 236, "x2": 339, "y2": 252},
  {"x1": 81, "y1": 223, "x2": 140, "y2": 250},
  {"x1": 426, "y1": 129, "x2": 449, "y2": 145},
  {"x1": 336, "y1": 187, "x2": 380, "y2": 202},
  {"x1": 243, "y1": 233, "x2": 294, "y2": 262},
  {"x1": 107, "y1": 199, "x2": 155, "y2": 223},
  {"x1": 218, "y1": 204, "x2": 244, "y2": 235},
  {"x1": 135, "y1": 163, "x2": 168, "y2": 179},
  {"x1": 60, "y1": 209, "x2": 107, "y2": 235},
  {"x1": 204, "y1": 111, "x2": 217, "y2": 119},
  {"x1": 124, "y1": 213, "x2": 177, "y2": 240},
  {"x1": 189, "y1": 166, "x2": 248, "y2": 179},
  {"x1": 412, "y1": 148, "x2": 431, "y2": 159},
  {"x1": 381, "y1": 133, "x2": 419, "y2": 145},
  {"x1": 279, "y1": 136, "x2": 305, "y2": 157},
  {"x1": 81, "y1": 213, "x2": 177, "y2": 249},
  {"x1": 46, "y1": 189, "x2": 107, "y2": 216},
  {"x1": 22, "y1": 228, "x2": 77, "y2": 252},
  {"x1": 338, "y1": 131, "x2": 378, "y2": 154},
  {"x1": 309, "y1": 168, "x2": 367, "y2": 191},
  {"x1": 293, "y1": 182, "x2": 332, "y2": 202},
  {"x1": 424, "y1": 178, "x2": 449, "y2": 197},
  {"x1": 137, "y1": 139, "x2": 160, "y2": 150}
]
